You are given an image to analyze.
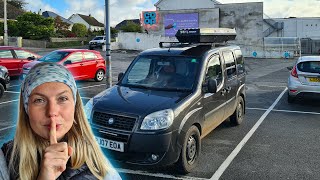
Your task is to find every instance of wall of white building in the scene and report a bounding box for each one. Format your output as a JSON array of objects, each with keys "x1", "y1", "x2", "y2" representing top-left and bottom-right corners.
[
  {"x1": 155, "y1": 0, "x2": 217, "y2": 10},
  {"x1": 69, "y1": 15, "x2": 90, "y2": 29}
]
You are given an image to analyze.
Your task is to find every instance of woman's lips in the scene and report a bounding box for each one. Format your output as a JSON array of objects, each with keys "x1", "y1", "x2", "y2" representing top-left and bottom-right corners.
[{"x1": 46, "y1": 124, "x2": 62, "y2": 130}]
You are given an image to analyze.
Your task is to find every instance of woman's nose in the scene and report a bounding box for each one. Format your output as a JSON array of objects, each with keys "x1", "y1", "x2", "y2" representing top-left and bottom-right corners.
[{"x1": 47, "y1": 101, "x2": 59, "y2": 117}]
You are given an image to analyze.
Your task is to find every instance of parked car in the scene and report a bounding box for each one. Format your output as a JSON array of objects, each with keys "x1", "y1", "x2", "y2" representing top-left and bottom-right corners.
[
  {"x1": 0, "y1": 46, "x2": 41, "y2": 76},
  {"x1": 89, "y1": 36, "x2": 106, "y2": 50},
  {"x1": 22, "y1": 49, "x2": 106, "y2": 82},
  {"x1": 85, "y1": 28, "x2": 246, "y2": 173},
  {"x1": 0, "y1": 65, "x2": 10, "y2": 98},
  {"x1": 287, "y1": 56, "x2": 320, "y2": 103}
]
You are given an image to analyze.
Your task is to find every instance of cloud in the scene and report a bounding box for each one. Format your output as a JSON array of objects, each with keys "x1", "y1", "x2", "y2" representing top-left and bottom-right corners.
[
  {"x1": 62, "y1": 0, "x2": 156, "y2": 27},
  {"x1": 24, "y1": 0, "x2": 57, "y2": 13},
  {"x1": 219, "y1": 0, "x2": 320, "y2": 18}
]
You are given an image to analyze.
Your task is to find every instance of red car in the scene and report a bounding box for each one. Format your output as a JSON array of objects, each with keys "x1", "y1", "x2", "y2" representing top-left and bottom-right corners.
[
  {"x1": 22, "y1": 49, "x2": 106, "y2": 82},
  {"x1": 0, "y1": 46, "x2": 41, "y2": 76}
]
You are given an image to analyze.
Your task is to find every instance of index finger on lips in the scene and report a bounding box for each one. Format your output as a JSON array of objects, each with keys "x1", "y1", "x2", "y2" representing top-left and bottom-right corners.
[{"x1": 50, "y1": 118, "x2": 57, "y2": 145}]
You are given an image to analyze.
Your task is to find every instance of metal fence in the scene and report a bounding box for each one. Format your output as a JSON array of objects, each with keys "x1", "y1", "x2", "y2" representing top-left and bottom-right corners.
[
  {"x1": 301, "y1": 38, "x2": 320, "y2": 55},
  {"x1": 264, "y1": 37, "x2": 301, "y2": 57}
]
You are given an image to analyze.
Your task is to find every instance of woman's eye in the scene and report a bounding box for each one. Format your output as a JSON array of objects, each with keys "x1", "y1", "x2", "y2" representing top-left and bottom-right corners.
[
  {"x1": 59, "y1": 96, "x2": 69, "y2": 102},
  {"x1": 33, "y1": 98, "x2": 45, "y2": 103}
]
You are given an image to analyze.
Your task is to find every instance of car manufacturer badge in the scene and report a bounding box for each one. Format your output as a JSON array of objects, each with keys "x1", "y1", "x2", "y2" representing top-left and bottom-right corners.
[{"x1": 108, "y1": 118, "x2": 114, "y2": 125}]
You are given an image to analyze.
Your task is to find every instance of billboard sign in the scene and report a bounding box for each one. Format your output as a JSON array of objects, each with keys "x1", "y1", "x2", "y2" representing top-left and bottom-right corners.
[{"x1": 164, "y1": 13, "x2": 199, "y2": 37}]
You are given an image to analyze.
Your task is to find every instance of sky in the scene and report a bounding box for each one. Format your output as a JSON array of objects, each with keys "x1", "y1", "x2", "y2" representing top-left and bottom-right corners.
[{"x1": 23, "y1": 0, "x2": 320, "y2": 27}]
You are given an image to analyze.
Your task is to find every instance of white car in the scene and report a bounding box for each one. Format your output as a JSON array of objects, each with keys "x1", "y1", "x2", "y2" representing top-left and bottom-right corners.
[
  {"x1": 88, "y1": 36, "x2": 106, "y2": 50},
  {"x1": 287, "y1": 56, "x2": 320, "y2": 103}
]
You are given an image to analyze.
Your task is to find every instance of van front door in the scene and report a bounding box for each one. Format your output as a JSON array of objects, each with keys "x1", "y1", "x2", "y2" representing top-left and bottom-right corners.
[{"x1": 202, "y1": 54, "x2": 226, "y2": 137}]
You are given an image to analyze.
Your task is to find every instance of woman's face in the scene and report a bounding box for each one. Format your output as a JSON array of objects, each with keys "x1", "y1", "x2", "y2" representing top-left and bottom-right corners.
[{"x1": 28, "y1": 82, "x2": 75, "y2": 141}]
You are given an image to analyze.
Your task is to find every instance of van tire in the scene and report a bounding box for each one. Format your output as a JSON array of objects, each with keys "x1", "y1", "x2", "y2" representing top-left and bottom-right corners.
[
  {"x1": 94, "y1": 70, "x2": 105, "y2": 82},
  {"x1": 230, "y1": 96, "x2": 244, "y2": 125},
  {"x1": 176, "y1": 125, "x2": 200, "y2": 174},
  {"x1": 0, "y1": 83, "x2": 4, "y2": 99}
]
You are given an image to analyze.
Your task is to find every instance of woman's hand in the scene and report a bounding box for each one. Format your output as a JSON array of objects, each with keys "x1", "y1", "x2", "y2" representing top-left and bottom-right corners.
[{"x1": 37, "y1": 119, "x2": 73, "y2": 180}]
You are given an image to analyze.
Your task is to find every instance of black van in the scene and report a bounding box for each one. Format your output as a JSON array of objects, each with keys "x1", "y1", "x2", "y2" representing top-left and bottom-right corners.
[{"x1": 85, "y1": 28, "x2": 246, "y2": 173}]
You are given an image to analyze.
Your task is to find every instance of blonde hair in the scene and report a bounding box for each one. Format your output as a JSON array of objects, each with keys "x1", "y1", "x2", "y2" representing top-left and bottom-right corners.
[{"x1": 9, "y1": 92, "x2": 111, "y2": 179}]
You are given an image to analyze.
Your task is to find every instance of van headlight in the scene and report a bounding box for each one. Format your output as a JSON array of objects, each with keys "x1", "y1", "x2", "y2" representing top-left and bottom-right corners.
[
  {"x1": 84, "y1": 98, "x2": 93, "y2": 121},
  {"x1": 140, "y1": 109, "x2": 174, "y2": 130}
]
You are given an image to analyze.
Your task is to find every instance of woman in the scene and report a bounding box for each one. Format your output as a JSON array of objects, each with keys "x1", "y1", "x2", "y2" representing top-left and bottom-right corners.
[{"x1": 0, "y1": 62, "x2": 121, "y2": 180}]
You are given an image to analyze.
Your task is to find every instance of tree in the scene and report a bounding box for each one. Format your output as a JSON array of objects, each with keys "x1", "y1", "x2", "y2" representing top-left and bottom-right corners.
[
  {"x1": 0, "y1": 20, "x2": 19, "y2": 36},
  {"x1": 54, "y1": 16, "x2": 69, "y2": 31},
  {"x1": 7, "y1": 0, "x2": 26, "y2": 10},
  {"x1": 16, "y1": 12, "x2": 54, "y2": 40},
  {"x1": 120, "y1": 22, "x2": 142, "y2": 33},
  {"x1": 71, "y1": 23, "x2": 87, "y2": 37}
]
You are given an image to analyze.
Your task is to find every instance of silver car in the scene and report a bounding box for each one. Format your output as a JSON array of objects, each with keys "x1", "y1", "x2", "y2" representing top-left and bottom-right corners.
[{"x1": 287, "y1": 56, "x2": 320, "y2": 103}]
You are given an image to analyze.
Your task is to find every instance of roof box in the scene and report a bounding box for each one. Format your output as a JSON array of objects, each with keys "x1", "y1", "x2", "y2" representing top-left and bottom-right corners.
[{"x1": 175, "y1": 28, "x2": 236, "y2": 43}]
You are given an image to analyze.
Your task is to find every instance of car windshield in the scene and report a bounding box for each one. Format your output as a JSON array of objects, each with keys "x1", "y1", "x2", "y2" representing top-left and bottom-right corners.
[
  {"x1": 297, "y1": 61, "x2": 320, "y2": 73},
  {"x1": 93, "y1": 37, "x2": 103, "y2": 40},
  {"x1": 120, "y1": 55, "x2": 200, "y2": 91},
  {"x1": 38, "y1": 51, "x2": 71, "y2": 62}
]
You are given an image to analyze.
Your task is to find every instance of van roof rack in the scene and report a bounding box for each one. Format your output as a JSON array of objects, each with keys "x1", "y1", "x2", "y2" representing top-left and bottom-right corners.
[
  {"x1": 176, "y1": 28, "x2": 236, "y2": 43},
  {"x1": 159, "y1": 28, "x2": 237, "y2": 48}
]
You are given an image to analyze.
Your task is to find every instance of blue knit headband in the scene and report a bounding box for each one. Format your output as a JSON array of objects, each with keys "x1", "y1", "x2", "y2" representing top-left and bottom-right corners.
[{"x1": 21, "y1": 62, "x2": 77, "y2": 114}]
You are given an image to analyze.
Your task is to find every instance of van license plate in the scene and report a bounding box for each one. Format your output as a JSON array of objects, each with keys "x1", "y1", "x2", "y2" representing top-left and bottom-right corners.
[
  {"x1": 309, "y1": 77, "x2": 320, "y2": 82},
  {"x1": 95, "y1": 136, "x2": 124, "y2": 152}
]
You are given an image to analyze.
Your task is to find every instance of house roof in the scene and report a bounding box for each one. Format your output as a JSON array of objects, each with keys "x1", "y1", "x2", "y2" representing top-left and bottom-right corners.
[
  {"x1": 154, "y1": 0, "x2": 221, "y2": 6},
  {"x1": 42, "y1": 11, "x2": 73, "y2": 25},
  {"x1": 115, "y1": 19, "x2": 140, "y2": 30},
  {"x1": 77, "y1": 14, "x2": 104, "y2": 27}
]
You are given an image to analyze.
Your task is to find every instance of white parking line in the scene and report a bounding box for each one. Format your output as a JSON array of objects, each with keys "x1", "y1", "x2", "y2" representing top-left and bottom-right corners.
[
  {"x1": 0, "y1": 125, "x2": 16, "y2": 132},
  {"x1": 210, "y1": 87, "x2": 288, "y2": 180},
  {"x1": 117, "y1": 168, "x2": 208, "y2": 180},
  {"x1": 5, "y1": 91, "x2": 20, "y2": 94},
  {"x1": 0, "y1": 99, "x2": 19, "y2": 105},
  {"x1": 78, "y1": 84, "x2": 106, "y2": 89},
  {"x1": 247, "y1": 107, "x2": 320, "y2": 115}
]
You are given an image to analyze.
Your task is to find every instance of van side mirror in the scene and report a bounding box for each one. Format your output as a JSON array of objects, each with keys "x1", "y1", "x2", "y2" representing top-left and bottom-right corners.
[
  {"x1": 287, "y1": 66, "x2": 293, "y2": 71},
  {"x1": 64, "y1": 60, "x2": 72, "y2": 65},
  {"x1": 27, "y1": 56, "x2": 35, "y2": 60},
  {"x1": 118, "y1": 72, "x2": 124, "y2": 82},
  {"x1": 207, "y1": 78, "x2": 217, "y2": 93}
]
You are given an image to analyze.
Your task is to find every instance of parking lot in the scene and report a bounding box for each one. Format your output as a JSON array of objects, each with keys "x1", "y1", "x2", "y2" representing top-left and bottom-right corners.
[{"x1": 1, "y1": 49, "x2": 320, "y2": 180}]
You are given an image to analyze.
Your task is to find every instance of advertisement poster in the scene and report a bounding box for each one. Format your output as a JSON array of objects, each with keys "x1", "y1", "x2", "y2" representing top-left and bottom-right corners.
[{"x1": 164, "y1": 13, "x2": 199, "y2": 37}]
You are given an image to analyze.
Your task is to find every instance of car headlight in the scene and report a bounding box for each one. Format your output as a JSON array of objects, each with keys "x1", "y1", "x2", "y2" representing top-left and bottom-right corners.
[
  {"x1": 140, "y1": 109, "x2": 174, "y2": 130},
  {"x1": 84, "y1": 98, "x2": 93, "y2": 121}
]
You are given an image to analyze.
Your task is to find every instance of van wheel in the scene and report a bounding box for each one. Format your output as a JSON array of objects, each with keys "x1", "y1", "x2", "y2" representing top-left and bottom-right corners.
[
  {"x1": 287, "y1": 93, "x2": 295, "y2": 103},
  {"x1": 230, "y1": 96, "x2": 244, "y2": 125},
  {"x1": 176, "y1": 125, "x2": 200, "y2": 174},
  {"x1": 94, "y1": 70, "x2": 105, "y2": 82},
  {"x1": 0, "y1": 83, "x2": 4, "y2": 99}
]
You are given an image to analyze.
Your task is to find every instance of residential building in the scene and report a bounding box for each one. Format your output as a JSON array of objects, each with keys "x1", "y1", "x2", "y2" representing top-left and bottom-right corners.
[
  {"x1": 42, "y1": 11, "x2": 73, "y2": 30},
  {"x1": 68, "y1": 14, "x2": 104, "y2": 32}
]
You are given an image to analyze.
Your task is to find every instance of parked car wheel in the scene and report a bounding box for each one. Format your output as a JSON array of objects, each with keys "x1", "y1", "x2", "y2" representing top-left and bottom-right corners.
[
  {"x1": 94, "y1": 69, "x2": 105, "y2": 82},
  {"x1": 176, "y1": 125, "x2": 200, "y2": 174},
  {"x1": 0, "y1": 83, "x2": 4, "y2": 99},
  {"x1": 287, "y1": 93, "x2": 295, "y2": 103},
  {"x1": 230, "y1": 96, "x2": 245, "y2": 125},
  {"x1": 89, "y1": 46, "x2": 94, "y2": 50}
]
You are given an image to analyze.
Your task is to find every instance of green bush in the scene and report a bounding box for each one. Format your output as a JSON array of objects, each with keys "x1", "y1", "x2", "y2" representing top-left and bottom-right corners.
[{"x1": 72, "y1": 23, "x2": 87, "y2": 37}]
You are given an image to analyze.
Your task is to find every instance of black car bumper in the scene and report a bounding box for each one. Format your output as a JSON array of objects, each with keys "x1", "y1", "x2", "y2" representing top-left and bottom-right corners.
[{"x1": 92, "y1": 126, "x2": 181, "y2": 166}]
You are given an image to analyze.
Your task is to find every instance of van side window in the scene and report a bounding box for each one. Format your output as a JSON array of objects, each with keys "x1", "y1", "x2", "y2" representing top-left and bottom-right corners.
[
  {"x1": 234, "y1": 49, "x2": 245, "y2": 74},
  {"x1": 206, "y1": 55, "x2": 222, "y2": 86},
  {"x1": 127, "y1": 57, "x2": 151, "y2": 83},
  {"x1": 222, "y1": 51, "x2": 236, "y2": 79}
]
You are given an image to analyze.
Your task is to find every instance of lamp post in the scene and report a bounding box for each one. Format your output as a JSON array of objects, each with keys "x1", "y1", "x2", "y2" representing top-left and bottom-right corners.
[
  {"x1": 105, "y1": 0, "x2": 112, "y2": 88},
  {"x1": 3, "y1": 0, "x2": 8, "y2": 46}
]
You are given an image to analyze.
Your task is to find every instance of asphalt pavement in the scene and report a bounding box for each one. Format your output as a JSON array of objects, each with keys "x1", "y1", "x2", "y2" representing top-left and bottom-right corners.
[{"x1": 1, "y1": 48, "x2": 320, "y2": 180}]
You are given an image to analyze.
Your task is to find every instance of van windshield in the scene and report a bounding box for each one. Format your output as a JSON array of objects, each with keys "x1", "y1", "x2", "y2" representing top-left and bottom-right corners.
[
  {"x1": 93, "y1": 37, "x2": 104, "y2": 40},
  {"x1": 120, "y1": 55, "x2": 200, "y2": 91}
]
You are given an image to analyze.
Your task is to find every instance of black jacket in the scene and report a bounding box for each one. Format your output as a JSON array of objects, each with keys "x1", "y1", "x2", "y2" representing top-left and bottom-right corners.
[{"x1": 1, "y1": 140, "x2": 98, "y2": 180}]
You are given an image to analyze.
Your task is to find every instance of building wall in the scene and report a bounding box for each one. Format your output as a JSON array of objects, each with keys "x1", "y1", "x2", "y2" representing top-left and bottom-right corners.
[
  {"x1": 69, "y1": 15, "x2": 89, "y2": 29},
  {"x1": 155, "y1": 0, "x2": 216, "y2": 10},
  {"x1": 265, "y1": 18, "x2": 320, "y2": 39}
]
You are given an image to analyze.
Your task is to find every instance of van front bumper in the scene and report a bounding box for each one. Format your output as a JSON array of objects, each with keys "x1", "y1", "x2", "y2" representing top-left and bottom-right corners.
[{"x1": 92, "y1": 126, "x2": 181, "y2": 166}]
